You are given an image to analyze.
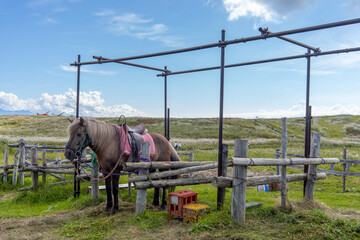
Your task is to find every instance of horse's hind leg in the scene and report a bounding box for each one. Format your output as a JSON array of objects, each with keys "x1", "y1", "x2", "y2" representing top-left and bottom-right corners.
[
  {"x1": 105, "y1": 176, "x2": 113, "y2": 211},
  {"x1": 110, "y1": 175, "x2": 120, "y2": 216},
  {"x1": 153, "y1": 188, "x2": 160, "y2": 206}
]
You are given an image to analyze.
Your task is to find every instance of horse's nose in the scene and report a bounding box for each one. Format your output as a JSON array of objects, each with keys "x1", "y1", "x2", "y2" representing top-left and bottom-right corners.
[{"x1": 64, "y1": 149, "x2": 75, "y2": 161}]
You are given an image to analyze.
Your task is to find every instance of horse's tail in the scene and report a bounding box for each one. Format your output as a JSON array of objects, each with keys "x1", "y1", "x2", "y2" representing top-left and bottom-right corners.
[{"x1": 169, "y1": 142, "x2": 181, "y2": 162}]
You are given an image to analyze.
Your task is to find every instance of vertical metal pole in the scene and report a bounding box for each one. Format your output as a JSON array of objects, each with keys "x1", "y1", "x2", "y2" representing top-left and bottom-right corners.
[
  {"x1": 76, "y1": 54, "x2": 81, "y2": 119},
  {"x1": 303, "y1": 49, "x2": 311, "y2": 196},
  {"x1": 167, "y1": 108, "x2": 170, "y2": 140},
  {"x1": 164, "y1": 66, "x2": 168, "y2": 139},
  {"x1": 217, "y1": 29, "x2": 226, "y2": 207},
  {"x1": 74, "y1": 55, "x2": 81, "y2": 198}
]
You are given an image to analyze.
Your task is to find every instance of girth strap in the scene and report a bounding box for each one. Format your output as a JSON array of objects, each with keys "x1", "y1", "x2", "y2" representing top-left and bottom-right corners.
[{"x1": 128, "y1": 131, "x2": 138, "y2": 160}]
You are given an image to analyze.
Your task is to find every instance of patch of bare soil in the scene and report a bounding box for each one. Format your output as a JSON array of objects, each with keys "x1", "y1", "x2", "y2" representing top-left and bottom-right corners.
[
  {"x1": 0, "y1": 134, "x2": 67, "y2": 143},
  {"x1": 0, "y1": 211, "x2": 75, "y2": 240},
  {"x1": 0, "y1": 193, "x2": 15, "y2": 202},
  {"x1": 289, "y1": 200, "x2": 360, "y2": 220}
]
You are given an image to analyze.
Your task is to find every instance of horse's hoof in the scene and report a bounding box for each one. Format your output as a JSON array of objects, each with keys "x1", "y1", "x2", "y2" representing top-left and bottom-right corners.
[
  {"x1": 105, "y1": 205, "x2": 112, "y2": 211},
  {"x1": 153, "y1": 201, "x2": 159, "y2": 206},
  {"x1": 109, "y1": 210, "x2": 118, "y2": 216},
  {"x1": 160, "y1": 205, "x2": 166, "y2": 211},
  {"x1": 109, "y1": 207, "x2": 119, "y2": 216}
]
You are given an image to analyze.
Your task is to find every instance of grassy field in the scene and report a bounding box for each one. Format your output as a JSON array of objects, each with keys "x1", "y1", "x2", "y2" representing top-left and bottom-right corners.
[{"x1": 0, "y1": 115, "x2": 360, "y2": 239}]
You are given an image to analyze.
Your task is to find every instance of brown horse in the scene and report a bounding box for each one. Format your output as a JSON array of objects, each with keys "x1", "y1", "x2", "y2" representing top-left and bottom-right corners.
[{"x1": 64, "y1": 117, "x2": 181, "y2": 215}]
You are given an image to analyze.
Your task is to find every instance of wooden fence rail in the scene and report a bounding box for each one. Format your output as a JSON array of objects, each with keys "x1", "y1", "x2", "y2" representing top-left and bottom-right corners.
[
  {"x1": 223, "y1": 135, "x2": 338, "y2": 223},
  {"x1": 1, "y1": 139, "x2": 96, "y2": 192},
  {"x1": 128, "y1": 135, "x2": 336, "y2": 223},
  {"x1": 275, "y1": 117, "x2": 360, "y2": 192}
]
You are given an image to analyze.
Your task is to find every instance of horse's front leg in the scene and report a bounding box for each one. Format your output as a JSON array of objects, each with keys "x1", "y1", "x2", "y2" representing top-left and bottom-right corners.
[
  {"x1": 105, "y1": 176, "x2": 113, "y2": 211},
  {"x1": 110, "y1": 175, "x2": 120, "y2": 216},
  {"x1": 160, "y1": 187, "x2": 167, "y2": 210}
]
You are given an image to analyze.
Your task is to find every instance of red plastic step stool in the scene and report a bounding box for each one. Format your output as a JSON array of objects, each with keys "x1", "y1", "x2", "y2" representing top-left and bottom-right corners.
[{"x1": 168, "y1": 190, "x2": 197, "y2": 221}]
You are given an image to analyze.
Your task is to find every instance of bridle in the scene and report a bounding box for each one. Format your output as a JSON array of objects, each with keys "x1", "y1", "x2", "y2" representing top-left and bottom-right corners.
[
  {"x1": 67, "y1": 120, "x2": 131, "y2": 183},
  {"x1": 66, "y1": 128, "x2": 94, "y2": 158}
]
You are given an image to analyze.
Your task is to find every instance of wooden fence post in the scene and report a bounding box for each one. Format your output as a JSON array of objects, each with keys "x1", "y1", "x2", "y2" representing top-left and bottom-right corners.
[
  {"x1": 218, "y1": 144, "x2": 228, "y2": 209},
  {"x1": 135, "y1": 142, "x2": 151, "y2": 215},
  {"x1": 281, "y1": 117, "x2": 287, "y2": 208},
  {"x1": 275, "y1": 149, "x2": 280, "y2": 175},
  {"x1": 3, "y1": 149, "x2": 9, "y2": 184},
  {"x1": 19, "y1": 139, "x2": 25, "y2": 185},
  {"x1": 231, "y1": 140, "x2": 248, "y2": 223},
  {"x1": 91, "y1": 160, "x2": 99, "y2": 200},
  {"x1": 31, "y1": 147, "x2": 39, "y2": 190},
  {"x1": 304, "y1": 133, "x2": 320, "y2": 201},
  {"x1": 189, "y1": 151, "x2": 194, "y2": 178},
  {"x1": 12, "y1": 150, "x2": 20, "y2": 185},
  {"x1": 42, "y1": 147, "x2": 47, "y2": 183}
]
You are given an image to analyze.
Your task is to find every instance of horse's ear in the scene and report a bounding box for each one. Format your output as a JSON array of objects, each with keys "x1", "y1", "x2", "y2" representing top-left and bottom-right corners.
[
  {"x1": 67, "y1": 118, "x2": 74, "y2": 123},
  {"x1": 80, "y1": 117, "x2": 86, "y2": 127}
]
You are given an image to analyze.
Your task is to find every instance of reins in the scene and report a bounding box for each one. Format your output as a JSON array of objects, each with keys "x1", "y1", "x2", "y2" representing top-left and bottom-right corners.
[
  {"x1": 74, "y1": 125, "x2": 127, "y2": 183},
  {"x1": 73, "y1": 117, "x2": 151, "y2": 184}
]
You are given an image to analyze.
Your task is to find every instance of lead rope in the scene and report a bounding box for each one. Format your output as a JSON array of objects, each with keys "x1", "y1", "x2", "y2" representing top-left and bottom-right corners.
[{"x1": 75, "y1": 124, "x2": 129, "y2": 184}]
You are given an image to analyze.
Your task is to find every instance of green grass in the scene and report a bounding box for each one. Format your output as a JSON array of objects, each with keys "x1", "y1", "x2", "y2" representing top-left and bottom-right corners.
[{"x1": 1, "y1": 115, "x2": 360, "y2": 239}]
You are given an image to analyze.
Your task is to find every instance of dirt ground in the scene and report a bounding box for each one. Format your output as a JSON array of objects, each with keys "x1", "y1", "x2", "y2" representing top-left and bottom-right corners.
[
  {"x1": 0, "y1": 203, "x2": 216, "y2": 240},
  {"x1": 0, "y1": 211, "x2": 74, "y2": 240}
]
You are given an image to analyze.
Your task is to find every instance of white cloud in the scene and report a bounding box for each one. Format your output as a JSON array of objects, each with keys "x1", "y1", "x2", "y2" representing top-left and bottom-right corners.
[
  {"x1": 343, "y1": 0, "x2": 360, "y2": 12},
  {"x1": 227, "y1": 101, "x2": 360, "y2": 118},
  {"x1": 0, "y1": 89, "x2": 146, "y2": 117},
  {"x1": 96, "y1": 11, "x2": 183, "y2": 47},
  {"x1": 94, "y1": 9, "x2": 115, "y2": 17},
  {"x1": 28, "y1": 0, "x2": 55, "y2": 7},
  {"x1": 110, "y1": 13, "x2": 153, "y2": 24},
  {"x1": 223, "y1": 0, "x2": 315, "y2": 23},
  {"x1": 60, "y1": 65, "x2": 116, "y2": 75},
  {"x1": 41, "y1": 17, "x2": 57, "y2": 24},
  {"x1": 53, "y1": 8, "x2": 68, "y2": 13},
  {"x1": 223, "y1": 0, "x2": 278, "y2": 22}
]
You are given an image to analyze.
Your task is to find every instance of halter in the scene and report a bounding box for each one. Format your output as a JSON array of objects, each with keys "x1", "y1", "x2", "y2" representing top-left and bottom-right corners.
[
  {"x1": 70, "y1": 118, "x2": 151, "y2": 184},
  {"x1": 66, "y1": 128, "x2": 94, "y2": 157}
]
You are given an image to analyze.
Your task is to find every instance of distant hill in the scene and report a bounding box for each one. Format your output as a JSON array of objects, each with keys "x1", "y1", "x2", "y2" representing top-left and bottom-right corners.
[
  {"x1": 0, "y1": 114, "x2": 360, "y2": 141},
  {"x1": 0, "y1": 109, "x2": 33, "y2": 115}
]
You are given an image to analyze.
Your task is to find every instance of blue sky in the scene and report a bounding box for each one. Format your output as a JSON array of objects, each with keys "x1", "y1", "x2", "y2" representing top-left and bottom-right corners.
[{"x1": 1, "y1": 0, "x2": 360, "y2": 118}]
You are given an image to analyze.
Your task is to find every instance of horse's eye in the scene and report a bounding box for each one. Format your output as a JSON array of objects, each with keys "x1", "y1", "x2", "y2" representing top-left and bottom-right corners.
[{"x1": 77, "y1": 133, "x2": 82, "y2": 137}]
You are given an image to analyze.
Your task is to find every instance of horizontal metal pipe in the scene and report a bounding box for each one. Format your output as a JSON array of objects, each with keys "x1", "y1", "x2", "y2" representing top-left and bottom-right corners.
[
  {"x1": 228, "y1": 157, "x2": 339, "y2": 167},
  {"x1": 258, "y1": 28, "x2": 320, "y2": 52},
  {"x1": 93, "y1": 56, "x2": 167, "y2": 72},
  {"x1": 71, "y1": 42, "x2": 220, "y2": 66},
  {"x1": 157, "y1": 46, "x2": 360, "y2": 76},
  {"x1": 71, "y1": 18, "x2": 360, "y2": 67}
]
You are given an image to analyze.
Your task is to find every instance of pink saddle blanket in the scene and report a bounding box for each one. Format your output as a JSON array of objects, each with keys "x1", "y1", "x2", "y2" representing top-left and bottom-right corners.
[{"x1": 117, "y1": 126, "x2": 155, "y2": 157}]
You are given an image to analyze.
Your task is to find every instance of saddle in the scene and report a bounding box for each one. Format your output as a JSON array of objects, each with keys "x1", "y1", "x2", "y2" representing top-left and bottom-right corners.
[
  {"x1": 117, "y1": 124, "x2": 155, "y2": 162},
  {"x1": 128, "y1": 124, "x2": 146, "y2": 135}
]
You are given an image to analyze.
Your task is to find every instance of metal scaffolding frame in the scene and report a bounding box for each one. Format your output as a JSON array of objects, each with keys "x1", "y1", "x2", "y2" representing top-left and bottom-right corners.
[{"x1": 70, "y1": 18, "x2": 360, "y2": 206}]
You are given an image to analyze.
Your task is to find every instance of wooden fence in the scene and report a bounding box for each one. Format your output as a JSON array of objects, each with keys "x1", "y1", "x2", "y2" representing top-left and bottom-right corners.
[
  {"x1": 0, "y1": 139, "x2": 97, "y2": 191},
  {"x1": 275, "y1": 117, "x2": 360, "y2": 192},
  {"x1": 125, "y1": 136, "x2": 338, "y2": 223},
  {"x1": 213, "y1": 137, "x2": 339, "y2": 223}
]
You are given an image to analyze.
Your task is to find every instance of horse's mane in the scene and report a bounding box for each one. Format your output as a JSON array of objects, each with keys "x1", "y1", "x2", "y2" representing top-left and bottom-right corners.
[{"x1": 68, "y1": 118, "x2": 118, "y2": 148}]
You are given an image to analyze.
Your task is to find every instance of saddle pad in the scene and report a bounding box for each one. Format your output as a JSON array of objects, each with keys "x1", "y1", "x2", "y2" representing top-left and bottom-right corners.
[{"x1": 117, "y1": 126, "x2": 155, "y2": 157}]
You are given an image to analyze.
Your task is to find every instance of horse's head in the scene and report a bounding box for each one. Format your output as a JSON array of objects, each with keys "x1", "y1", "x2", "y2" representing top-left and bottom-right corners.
[{"x1": 64, "y1": 117, "x2": 93, "y2": 161}]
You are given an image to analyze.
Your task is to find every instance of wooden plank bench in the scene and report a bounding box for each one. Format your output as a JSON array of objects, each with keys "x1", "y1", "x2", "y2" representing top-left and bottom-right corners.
[{"x1": 87, "y1": 183, "x2": 134, "y2": 194}]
